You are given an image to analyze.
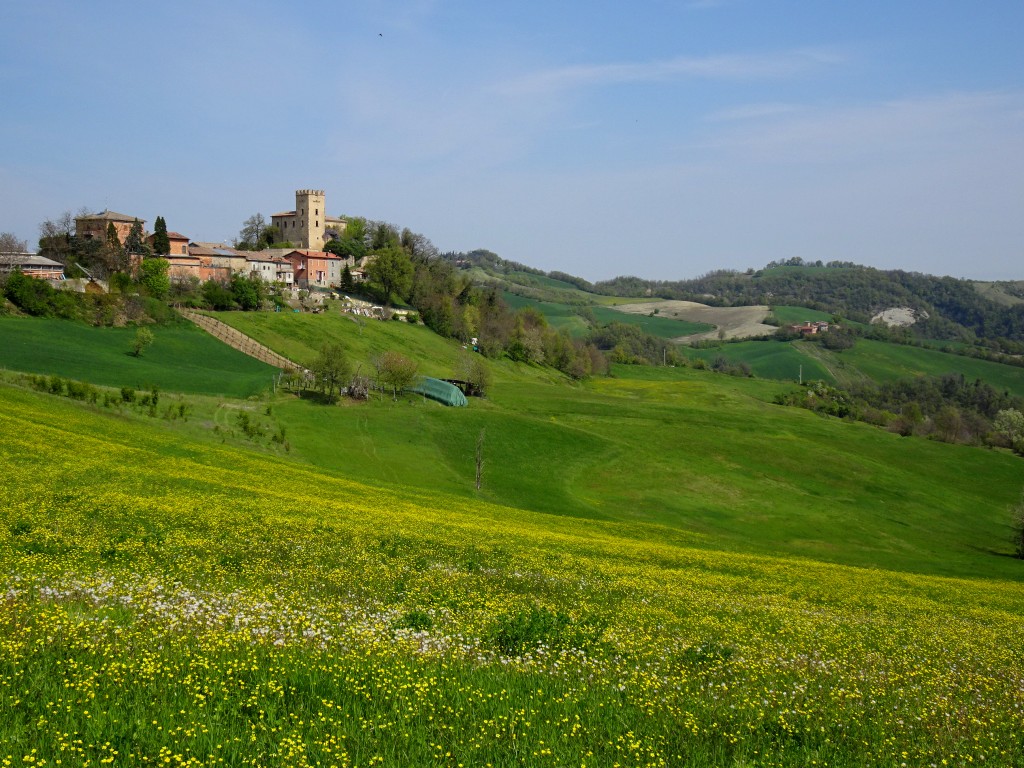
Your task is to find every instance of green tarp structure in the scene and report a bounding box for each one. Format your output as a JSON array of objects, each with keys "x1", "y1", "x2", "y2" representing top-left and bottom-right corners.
[{"x1": 408, "y1": 376, "x2": 468, "y2": 407}]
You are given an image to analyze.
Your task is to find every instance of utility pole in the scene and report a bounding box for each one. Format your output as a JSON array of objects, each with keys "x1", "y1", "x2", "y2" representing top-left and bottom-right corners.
[
  {"x1": 475, "y1": 428, "x2": 485, "y2": 490},
  {"x1": 799, "y1": 364, "x2": 803, "y2": 385}
]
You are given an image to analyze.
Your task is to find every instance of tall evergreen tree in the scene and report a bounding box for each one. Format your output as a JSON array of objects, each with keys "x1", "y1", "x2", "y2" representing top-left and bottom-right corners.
[
  {"x1": 152, "y1": 216, "x2": 170, "y2": 255},
  {"x1": 103, "y1": 222, "x2": 124, "y2": 273},
  {"x1": 340, "y1": 264, "x2": 355, "y2": 293},
  {"x1": 124, "y1": 219, "x2": 147, "y2": 256}
]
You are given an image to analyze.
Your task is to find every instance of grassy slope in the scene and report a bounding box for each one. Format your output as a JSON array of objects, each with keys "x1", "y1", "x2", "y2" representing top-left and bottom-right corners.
[
  {"x1": 4, "y1": 384, "x2": 1024, "y2": 766},
  {"x1": 679, "y1": 340, "x2": 834, "y2": 382},
  {"x1": 840, "y1": 339, "x2": 1024, "y2": 396},
  {"x1": 0, "y1": 316, "x2": 277, "y2": 397},
  {"x1": 771, "y1": 305, "x2": 835, "y2": 325},
  {"x1": 679, "y1": 335, "x2": 1024, "y2": 395},
  {"x1": 501, "y1": 292, "x2": 591, "y2": 336},
  {"x1": 591, "y1": 305, "x2": 712, "y2": 337},
  {"x1": 501, "y1": 292, "x2": 713, "y2": 338},
  {"x1": 202, "y1": 312, "x2": 1023, "y2": 581},
  {"x1": 3, "y1": 311, "x2": 1023, "y2": 581}
]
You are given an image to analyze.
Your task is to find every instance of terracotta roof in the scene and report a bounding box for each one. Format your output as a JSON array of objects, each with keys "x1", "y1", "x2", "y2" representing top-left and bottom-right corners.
[
  {"x1": 166, "y1": 232, "x2": 189, "y2": 240},
  {"x1": 286, "y1": 249, "x2": 340, "y2": 260},
  {"x1": 76, "y1": 210, "x2": 144, "y2": 223},
  {"x1": 271, "y1": 211, "x2": 297, "y2": 217}
]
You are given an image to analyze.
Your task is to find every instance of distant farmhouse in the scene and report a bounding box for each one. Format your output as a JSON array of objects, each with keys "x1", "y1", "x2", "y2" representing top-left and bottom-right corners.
[
  {"x1": 790, "y1": 321, "x2": 831, "y2": 335},
  {"x1": 271, "y1": 189, "x2": 347, "y2": 251}
]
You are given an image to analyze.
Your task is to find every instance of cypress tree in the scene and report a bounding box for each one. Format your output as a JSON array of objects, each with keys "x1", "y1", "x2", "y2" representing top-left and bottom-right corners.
[{"x1": 152, "y1": 216, "x2": 170, "y2": 255}]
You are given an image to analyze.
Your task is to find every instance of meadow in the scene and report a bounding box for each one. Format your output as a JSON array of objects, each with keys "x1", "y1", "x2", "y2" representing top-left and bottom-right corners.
[
  {"x1": 2, "y1": 383, "x2": 1024, "y2": 767},
  {"x1": 0, "y1": 316, "x2": 277, "y2": 397},
  {"x1": 499, "y1": 293, "x2": 713, "y2": 339},
  {"x1": 678, "y1": 340, "x2": 833, "y2": 382},
  {"x1": 166, "y1": 311, "x2": 1024, "y2": 583}
]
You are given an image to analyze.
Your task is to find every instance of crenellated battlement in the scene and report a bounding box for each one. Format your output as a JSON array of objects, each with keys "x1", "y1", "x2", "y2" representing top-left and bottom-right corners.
[{"x1": 296, "y1": 189, "x2": 325, "y2": 197}]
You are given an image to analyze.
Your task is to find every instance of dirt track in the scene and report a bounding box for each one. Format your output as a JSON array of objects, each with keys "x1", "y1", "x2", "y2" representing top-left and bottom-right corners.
[{"x1": 611, "y1": 301, "x2": 776, "y2": 343}]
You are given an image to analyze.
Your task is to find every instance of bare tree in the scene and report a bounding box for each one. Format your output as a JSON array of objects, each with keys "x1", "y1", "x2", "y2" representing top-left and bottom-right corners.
[
  {"x1": 455, "y1": 352, "x2": 492, "y2": 397},
  {"x1": 237, "y1": 213, "x2": 267, "y2": 250},
  {"x1": 0, "y1": 232, "x2": 27, "y2": 253}
]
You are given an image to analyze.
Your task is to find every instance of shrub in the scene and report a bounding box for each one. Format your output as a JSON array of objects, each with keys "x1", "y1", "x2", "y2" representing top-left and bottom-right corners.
[
  {"x1": 490, "y1": 604, "x2": 570, "y2": 656},
  {"x1": 395, "y1": 610, "x2": 433, "y2": 632}
]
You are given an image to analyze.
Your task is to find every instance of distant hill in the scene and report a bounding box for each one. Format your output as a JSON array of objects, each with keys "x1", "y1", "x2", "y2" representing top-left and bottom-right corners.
[
  {"x1": 593, "y1": 259, "x2": 1024, "y2": 347},
  {"x1": 447, "y1": 251, "x2": 1024, "y2": 349}
]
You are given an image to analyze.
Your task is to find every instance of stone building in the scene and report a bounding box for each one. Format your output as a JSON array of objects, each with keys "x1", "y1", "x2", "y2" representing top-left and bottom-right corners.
[
  {"x1": 271, "y1": 190, "x2": 346, "y2": 251},
  {"x1": 75, "y1": 210, "x2": 145, "y2": 243}
]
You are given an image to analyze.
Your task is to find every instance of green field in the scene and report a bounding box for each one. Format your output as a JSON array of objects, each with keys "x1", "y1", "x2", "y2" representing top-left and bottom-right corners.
[
  {"x1": 127, "y1": 311, "x2": 1024, "y2": 581},
  {"x1": 841, "y1": 339, "x2": 1024, "y2": 396},
  {"x1": 501, "y1": 292, "x2": 717, "y2": 338},
  {"x1": 4, "y1": 311, "x2": 1024, "y2": 765},
  {"x1": 0, "y1": 316, "x2": 277, "y2": 397},
  {"x1": 501, "y1": 292, "x2": 591, "y2": 336},
  {"x1": 678, "y1": 340, "x2": 833, "y2": 382},
  {"x1": 771, "y1": 305, "x2": 835, "y2": 325},
  {"x1": 3, "y1": 377, "x2": 1024, "y2": 766},
  {"x1": 676, "y1": 334, "x2": 1024, "y2": 395},
  {"x1": 591, "y1": 305, "x2": 712, "y2": 337}
]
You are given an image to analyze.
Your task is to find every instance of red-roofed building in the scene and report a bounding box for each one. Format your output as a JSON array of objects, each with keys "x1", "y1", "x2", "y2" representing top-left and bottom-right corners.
[{"x1": 285, "y1": 249, "x2": 342, "y2": 288}]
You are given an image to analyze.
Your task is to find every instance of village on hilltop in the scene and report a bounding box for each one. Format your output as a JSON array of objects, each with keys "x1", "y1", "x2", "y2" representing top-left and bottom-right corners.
[{"x1": 0, "y1": 189, "x2": 375, "y2": 303}]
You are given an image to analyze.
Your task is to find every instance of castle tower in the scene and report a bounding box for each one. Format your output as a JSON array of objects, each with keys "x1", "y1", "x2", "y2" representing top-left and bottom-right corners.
[{"x1": 295, "y1": 189, "x2": 325, "y2": 250}]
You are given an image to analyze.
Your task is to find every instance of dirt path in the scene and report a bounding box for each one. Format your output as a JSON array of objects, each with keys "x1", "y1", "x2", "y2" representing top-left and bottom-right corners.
[
  {"x1": 611, "y1": 300, "x2": 776, "y2": 343},
  {"x1": 180, "y1": 310, "x2": 303, "y2": 370}
]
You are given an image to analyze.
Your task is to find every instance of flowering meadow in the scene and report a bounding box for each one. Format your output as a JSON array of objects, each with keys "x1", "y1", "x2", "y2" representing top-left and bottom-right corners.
[{"x1": 2, "y1": 384, "x2": 1024, "y2": 767}]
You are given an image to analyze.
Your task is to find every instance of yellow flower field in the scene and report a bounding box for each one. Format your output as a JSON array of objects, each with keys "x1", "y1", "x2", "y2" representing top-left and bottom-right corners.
[{"x1": 1, "y1": 386, "x2": 1023, "y2": 767}]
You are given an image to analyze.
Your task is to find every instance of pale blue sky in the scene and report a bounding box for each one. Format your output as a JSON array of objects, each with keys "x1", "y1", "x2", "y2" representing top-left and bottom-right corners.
[{"x1": 2, "y1": 1, "x2": 1023, "y2": 280}]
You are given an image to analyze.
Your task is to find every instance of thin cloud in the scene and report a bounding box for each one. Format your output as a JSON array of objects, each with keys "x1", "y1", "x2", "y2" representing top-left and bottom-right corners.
[
  {"x1": 496, "y1": 48, "x2": 843, "y2": 96},
  {"x1": 697, "y1": 90, "x2": 1024, "y2": 164}
]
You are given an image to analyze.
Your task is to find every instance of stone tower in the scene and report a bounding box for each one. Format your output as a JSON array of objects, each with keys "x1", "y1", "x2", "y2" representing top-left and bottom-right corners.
[{"x1": 295, "y1": 189, "x2": 325, "y2": 250}]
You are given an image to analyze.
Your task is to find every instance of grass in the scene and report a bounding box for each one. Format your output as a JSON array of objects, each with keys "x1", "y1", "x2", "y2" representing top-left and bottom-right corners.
[
  {"x1": 678, "y1": 340, "x2": 833, "y2": 382},
  {"x1": 0, "y1": 316, "x2": 277, "y2": 397},
  {"x1": 3, "y1": 383, "x2": 1024, "y2": 766},
  {"x1": 676, "y1": 334, "x2": 1024, "y2": 396},
  {"x1": 206, "y1": 308, "x2": 473, "y2": 380},
  {"x1": 771, "y1": 305, "x2": 835, "y2": 326},
  {"x1": 590, "y1": 305, "x2": 712, "y2": 337},
  {"x1": 501, "y1": 292, "x2": 713, "y2": 338},
  {"x1": 109, "y1": 310, "x2": 1024, "y2": 581},
  {"x1": 501, "y1": 292, "x2": 591, "y2": 336},
  {"x1": 840, "y1": 339, "x2": 1024, "y2": 397}
]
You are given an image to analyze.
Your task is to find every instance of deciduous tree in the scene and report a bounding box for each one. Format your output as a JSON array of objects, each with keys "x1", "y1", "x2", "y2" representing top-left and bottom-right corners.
[
  {"x1": 139, "y1": 258, "x2": 170, "y2": 299},
  {"x1": 376, "y1": 350, "x2": 418, "y2": 400},
  {"x1": 0, "y1": 232, "x2": 27, "y2": 254},
  {"x1": 310, "y1": 343, "x2": 351, "y2": 402},
  {"x1": 131, "y1": 327, "x2": 154, "y2": 357},
  {"x1": 238, "y1": 214, "x2": 267, "y2": 251},
  {"x1": 367, "y1": 245, "x2": 413, "y2": 306}
]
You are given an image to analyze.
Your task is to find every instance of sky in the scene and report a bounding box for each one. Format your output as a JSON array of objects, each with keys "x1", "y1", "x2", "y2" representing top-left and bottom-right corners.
[{"x1": 2, "y1": 1, "x2": 1023, "y2": 281}]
